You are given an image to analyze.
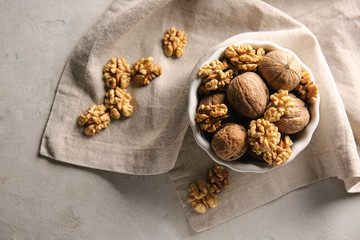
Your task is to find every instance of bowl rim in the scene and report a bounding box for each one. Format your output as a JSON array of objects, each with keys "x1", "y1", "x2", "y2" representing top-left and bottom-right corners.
[{"x1": 187, "y1": 40, "x2": 320, "y2": 173}]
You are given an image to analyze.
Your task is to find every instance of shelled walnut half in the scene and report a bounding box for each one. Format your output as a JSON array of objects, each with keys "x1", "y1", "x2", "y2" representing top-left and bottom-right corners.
[
  {"x1": 264, "y1": 89, "x2": 294, "y2": 122},
  {"x1": 225, "y1": 44, "x2": 265, "y2": 72},
  {"x1": 195, "y1": 104, "x2": 228, "y2": 132},
  {"x1": 295, "y1": 72, "x2": 319, "y2": 104},
  {"x1": 247, "y1": 118, "x2": 281, "y2": 155},
  {"x1": 198, "y1": 59, "x2": 234, "y2": 95},
  {"x1": 104, "y1": 87, "x2": 134, "y2": 119},
  {"x1": 78, "y1": 105, "x2": 111, "y2": 136},
  {"x1": 207, "y1": 165, "x2": 229, "y2": 193},
  {"x1": 263, "y1": 135, "x2": 293, "y2": 166},
  {"x1": 163, "y1": 27, "x2": 187, "y2": 58},
  {"x1": 132, "y1": 57, "x2": 162, "y2": 86},
  {"x1": 103, "y1": 57, "x2": 132, "y2": 89},
  {"x1": 188, "y1": 179, "x2": 218, "y2": 214}
]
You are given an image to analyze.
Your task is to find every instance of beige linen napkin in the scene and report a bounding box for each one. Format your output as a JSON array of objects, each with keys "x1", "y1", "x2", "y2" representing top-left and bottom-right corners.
[{"x1": 40, "y1": 0, "x2": 360, "y2": 231}]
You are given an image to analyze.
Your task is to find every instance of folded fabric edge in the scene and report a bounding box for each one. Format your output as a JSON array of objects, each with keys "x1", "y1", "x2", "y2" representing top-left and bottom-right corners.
[
  {"x1": 342, "y1": 176, "x2": 360, "y2": 193},
  {"x1": 171, "y1": 174, "x2": 332, "y2": 233}
]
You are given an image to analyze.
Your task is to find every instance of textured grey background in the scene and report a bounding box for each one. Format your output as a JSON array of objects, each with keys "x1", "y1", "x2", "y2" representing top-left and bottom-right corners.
[{"x1": 1, "y1": 0, "x2": 360, "y2": 239}]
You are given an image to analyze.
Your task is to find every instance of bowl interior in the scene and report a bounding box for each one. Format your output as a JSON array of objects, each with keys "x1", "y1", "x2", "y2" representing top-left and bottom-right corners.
[{"x1": 188, "y1": 40, "x2": 320, "y2": 173}]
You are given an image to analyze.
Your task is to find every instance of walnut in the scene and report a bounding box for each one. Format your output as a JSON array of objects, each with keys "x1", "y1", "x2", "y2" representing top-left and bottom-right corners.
[
  {"x1": 247, "y1": 118, "x2": 281, "y2": 155},
  {"x1": 78, "y1": 105, "x2": 111, "y2": 136},
  {"x1": 195, "y1": 104, "x2": 228, "y2": 132},
  {"x1": 188, "y1": 179, "x2": 218, "y2": 214},
  {"x1": 104, "y1": 87, "x2": 134, "y2": 119},
  {"x1": 198, "y1": 59, "x2": 234, "y2": 95},
  {"x1": 225, "y1": 44, "x2": 265, "y2": 72},
  {"x1": 263, "y1": 135, "x2": 293, "y2": 166},
  {"x1": 103, "y1": 57, "x2": 132, "y2": 89},
  {"x1": 264, "y1": 89, "x2": 294, "y2": 122},
  {"x1": 132, "y1": 57, "x2": 162, "y2": 86},
  {"x1": 295, "y1": 72, "x2": 319, "y2": 104},
  {"x1": 226, "y1": 72, "x2": 269, "y2": 119},
  {"x1": 258, "y1": 50, "x2": 302, "y2": 91},
  {"x1": 275, "y1": 93, "x2": 310, "y2": 134},
  {"x1": 211, "y1": 123, "x2": 248, "y2": 161},
  {"x1": 163, "y1": 27, "x2": 187, "y2": 58},
  {"x1": 207, "y1": 165, "x2": 229, "y2": 193}
]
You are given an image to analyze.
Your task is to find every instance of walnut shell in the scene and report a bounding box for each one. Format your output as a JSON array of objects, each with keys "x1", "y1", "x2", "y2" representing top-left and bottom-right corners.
[
  {"x1": 275, "y1": 93, "x2": 310, "y2": 134},
  {"x1": 258, "y1": 50, "x2": 302, "y2": 91},
  {"x1": 226, "y1": 72, "x2": 269, "y2": 119},
  {"x1": 211, "y1": 123, "x2": 248, "y2": 161},
  {"x1": 199, "y1": 92, "x2": 227, "y2": 106}
]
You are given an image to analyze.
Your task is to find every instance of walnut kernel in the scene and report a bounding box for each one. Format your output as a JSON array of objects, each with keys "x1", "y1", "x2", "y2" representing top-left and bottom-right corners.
[
  {"x1": 104, "y1": 87, "x2": 134, "y2": 119},
  {"x1": 188, "y1": 179, "x2": 218, "y2": 214},
  {"x1": 132, "y1": 57, "x2": 162, "y2": 86},
  {"x1": 295, "y1": 72, "x2": 319, "y2": 104},
  {"x1": 263, "y1": 135, "x2": 293, "y2": 166},
  {"x1": 103, "y1": 57, "x2": 132, "y2": 89},
  {"x1": 195, "y1": 104, "x2": 228, "y2": 132},
  {"x1": 198, "y1": 59, "x2": 234, "y2": 95},
  {"x1": 225, "y1": 44, "x2": 265, "y2": 72},
  {"x1": 247, "y1": 118, "x2": 281, "y2": 155},
  {"x1": 78, "y1": 105, "x2": 111, "y2": 136},
  {"x1": 264, "y1": 89, "x2": 294, "y2": 122},
  {"x1": 163, "y1": 27, "x2": 187, "y2": 58},
  {"x1": 207, "y1": 165, "x2": 229, "y2": 193}
]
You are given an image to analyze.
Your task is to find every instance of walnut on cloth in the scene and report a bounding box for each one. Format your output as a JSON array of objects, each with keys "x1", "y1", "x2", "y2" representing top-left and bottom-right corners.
[
  {"x1": 188, "y1": 179, "x2": 218, "y2": 214},
  {"x1": 225, "y1": 44, "x2": 265, "y2": 72},
  {"x1": 103, "y1": 57, "x2": 132, "y2": 89},
  {"x1": 247, "y1": 118, "x2": 281, "y2": 155},
  {"x1": 104, "y1": 87, "x2": 134, "y2": 120},
  {"x1": 207, "y1": 165, "x2": 229, "y2": 193},
  {"x1": 295, "y1": 72, "x2": 319, "y2": 104},
  {"x1": 132, "y1": 57, "x2": 162, "y2": 86},
  {"x1": 263, "y1": 135, "x2": 293, "y2": 166},
  {"x1": 198, "y1": 59, "x2": 234, "y2": 95},
  {"x1": 78, "y1": 104, "x2": 111, "y2": 136},
  {"x1": 264, "y1": 89, "x2": 294, "y2": 122},
  {"x1": 163, "y1": 27, "x2": 187, "y2": 58},
  {"x1": 195, "y1": 104, "x2": 228, "y2": 132}
]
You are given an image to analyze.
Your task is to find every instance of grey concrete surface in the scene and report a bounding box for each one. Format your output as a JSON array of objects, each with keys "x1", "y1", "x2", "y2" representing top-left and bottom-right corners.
[{"x1": 1, "y1": 0, "x2": 360, "y2": 239}]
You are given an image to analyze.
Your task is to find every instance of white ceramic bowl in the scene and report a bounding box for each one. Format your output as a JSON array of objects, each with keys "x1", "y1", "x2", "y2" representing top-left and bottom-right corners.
[{"x1": 188, "y1": 40, "x2": 320, "y2": 173}]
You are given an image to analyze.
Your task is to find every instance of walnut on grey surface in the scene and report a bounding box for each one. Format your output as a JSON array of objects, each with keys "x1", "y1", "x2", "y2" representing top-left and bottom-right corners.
[
  {"x1": 104, "y1": 87, "x2": 134, "y2": 119},
  {"x1": 163, "y1": 27, "x2": 187, "y2": 58},
  {"x1": 226, "y1": 72, "x2": 269, "y2": 119},
  {"x1": 263, "y1": 135, "x2": 293, "y2": 166},
  {"x1": 247, "y1": 118, "x2": 281, "y2": 155},
  {"x1": 264, "y1": 89, "x2": 294, "y2": 122},
  {"x1": 132, "y1": 57, "x2": 162, "y2": 86},
  {"x1": 207, "y1": 164, "x2": 229, "y2": 193},
  {"x1": 78, "y1": 105, "x2": 111, "y2": 136},
  {"x1": 225, "y1": 44, "x2": 265, "y2": 72},
  {"x1": 198, "y1": 59, "x2": 234, "y2": 95},
  {"x1": 103, "y1": 57, "x2": 132, "y2": 89},
  {"x1": 258, "y1": 50, "x2": 302, "y2": 91},
  {"x1": 275, "y1": 93, "x2": 310, "y2": 134},
  {"x1": 295, "y1": 72, "x2": 319, "y2": 104},
  {"x1": 195, "y1": 104, "x2": 228, "y2": 132},
  {"x1": 211, "y1": 123, "x2": 248, "y2": 161},
  {"x1": 188, "y1": 179, "x2": 218, "y2": 214}
]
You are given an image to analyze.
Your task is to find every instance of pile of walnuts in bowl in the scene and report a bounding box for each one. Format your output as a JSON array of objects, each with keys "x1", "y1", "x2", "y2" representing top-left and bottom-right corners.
[{"x1": 194, "y1": 43, "x2": 319, "y2": 167}]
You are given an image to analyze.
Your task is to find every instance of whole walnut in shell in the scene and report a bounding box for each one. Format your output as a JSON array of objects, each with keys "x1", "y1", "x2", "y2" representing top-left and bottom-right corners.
[
  {"x1": 275, "y1": 93, "x2": 310, "y2": 134},
  {"x1": 199, "y1": 92, "x2": 227, "y2": 106},
  {"x1": 258, "y1": 50, "x2": 302, "y2": 91},
  {"x1": 226, "y1": 72, "x2": 269, "y2": 119},
  {"x1": 211, "y1": 123, "x2": 248, "y2": 161}
]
